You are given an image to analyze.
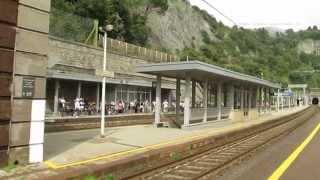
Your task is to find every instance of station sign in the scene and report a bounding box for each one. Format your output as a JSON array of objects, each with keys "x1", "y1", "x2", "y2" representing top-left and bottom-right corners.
[
  {"x1": 22, "y1": 77, "x2": 35, "y2": 98},
  {"x1": 275, "y1": 91, "x2": 293, "y2": 97},
  {"x1": 283, "y1": 91, "x2": 293, "y2": 97}
]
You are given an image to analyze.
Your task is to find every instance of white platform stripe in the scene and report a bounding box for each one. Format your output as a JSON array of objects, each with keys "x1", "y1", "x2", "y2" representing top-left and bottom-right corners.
[
  {"x1": 31, "y1": 100, "x2": 46, "y2": 122},
  {"x1": 29, "y1": 100, "x2": 45, "y2": 163},
  {"x1": 29, "y1": 121, "x2": 44, "y2": 144},
  {"x1": 29, "y1": 144, "x2": 44, "y2": 163}
]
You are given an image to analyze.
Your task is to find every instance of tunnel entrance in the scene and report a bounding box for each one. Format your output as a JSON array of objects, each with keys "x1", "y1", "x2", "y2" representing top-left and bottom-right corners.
[{"x1": 312, "y1": 98, "x2": 319, "y2": 105}]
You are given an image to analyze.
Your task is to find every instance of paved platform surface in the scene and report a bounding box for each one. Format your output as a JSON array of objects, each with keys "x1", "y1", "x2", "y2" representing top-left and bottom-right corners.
[
  {"x1": 282, "y1": 119, "x2": 320, "y2": 180},
  {"x1": 44, "y1": 106, "x2": 307, "y2": 167},
  {"x1": 215, "y1": 106, "x2": 320, "y2": 180}
]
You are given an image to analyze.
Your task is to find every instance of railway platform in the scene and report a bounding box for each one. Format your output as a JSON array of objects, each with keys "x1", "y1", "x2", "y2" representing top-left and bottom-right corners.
[
  {"x1": 0, "y1": 106, "x2": 309, "y2": 180},
  {"x1": 44, "y1": 107, "x2": 307, "y2": 167}
]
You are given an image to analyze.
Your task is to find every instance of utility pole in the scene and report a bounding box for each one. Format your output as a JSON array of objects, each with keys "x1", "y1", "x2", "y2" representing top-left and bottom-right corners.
[{"x1": 99, "y1": 23, "x2": 113, "y2": 138}]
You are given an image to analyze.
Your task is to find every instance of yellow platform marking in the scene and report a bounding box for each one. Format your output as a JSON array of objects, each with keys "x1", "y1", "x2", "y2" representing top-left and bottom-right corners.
[
  {"x1": 268, "y1": 122, "x2": 320, "y2": 180},
  {"x1": 44, "y1": 128, "x2": 221, "y2": 169}
]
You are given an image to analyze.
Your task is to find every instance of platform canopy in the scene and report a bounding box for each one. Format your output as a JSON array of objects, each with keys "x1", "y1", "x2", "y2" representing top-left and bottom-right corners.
[
  {"x1": 288, "y1": 84, "x2": 308, "y2": 89},
  {"x1": 136, "y1": 61, "x2": 280, "y2": 88}
]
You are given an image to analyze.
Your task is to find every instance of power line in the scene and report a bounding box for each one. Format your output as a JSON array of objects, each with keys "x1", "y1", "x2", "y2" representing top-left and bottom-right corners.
[{"x1": 199, "y1": 0, "x2": 238, "y2": 26}]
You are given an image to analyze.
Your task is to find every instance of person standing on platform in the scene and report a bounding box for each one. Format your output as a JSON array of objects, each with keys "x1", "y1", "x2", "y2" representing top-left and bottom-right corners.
[
  {"x1": 74, "y1": 98, "x2": 81, "y2": 117},
  {"x1": 163, "y1": 99, "x2": 169, "y2": 112}
]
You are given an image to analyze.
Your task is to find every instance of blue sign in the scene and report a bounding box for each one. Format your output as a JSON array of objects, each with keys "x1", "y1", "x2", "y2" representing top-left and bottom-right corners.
[{"x1": 282, "y1": 91, "x2": 293, "y2": 97}]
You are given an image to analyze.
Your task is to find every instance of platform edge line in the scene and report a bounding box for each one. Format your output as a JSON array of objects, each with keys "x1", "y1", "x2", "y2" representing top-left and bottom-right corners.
[{"x1": 268, "y1": 122, "x2": 320, "y2": 180}]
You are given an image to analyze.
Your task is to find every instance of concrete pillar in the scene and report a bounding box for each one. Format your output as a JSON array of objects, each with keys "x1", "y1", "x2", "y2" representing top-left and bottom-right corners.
[
  {"x1": 203, "y1": 79, "x2": 208, "y2": 123},
  {"x1": 149, "y1": 89, "x2": 152, "y2": 104},
  {"x1": 127, "y1": 87, "x2": 129, "y2": 103},
  {"x1": 77, "y1": 81, "x2": 82, "y2": 98},
  {"x1": 259, "y1": 87, "x2": 263, "y2": 113},
  {"x1": 155, "y1": 75, "x2": 161, "y2": 125},
  {"x1": 277, "y1": 89, "x2": 280, "y2": 112},
  {"x1": 114, "y1": 86, "x2": 117, "y2": 102},
  {"x1": 139, "y1": 90, "x2": 142, "y2": 102},
  {"x1": 168, "y1": 90, "x2": 172, "y2": 108},
  {"x1": 184, "y1": 75, "x2": 191, "y2": 127},
  {"x1": 281, "y1": 95, "x2": 284, "y2": 111},
  {"x1": 264, "y1": 88, "x2": 267, "y2": 112},
  {"x1": 288, "y1": 96, "x2": 291, "y2": 109},
  {"x1": 0, "y1": 0, "x2": 51, "y2": 166},
  {"x1": 303, "y1": 88, "x2": 306, "y2": 105},
  {"x1": 217, "y1": 82, "x2": 222, "y2": 121},
  {"x1": 192, "y1": 80, "x2": 196, "y2": 108},
  {"x1": 268, "y1": 88, "x2": 272, "y2": 112},
  {"x1": 292, "y1": 91, "x2": 295, "y2": 107},
  {"x1": 299, "y1": 90, "x2": 303, "y2": 107},
  {"x1": 96, "y1": 83, "x2": 100, "y2": 112},
  {"x1": 253, "y1": 87, "x2": 258, "y2": 108},
  {"x1": 53, "y1": 80, "x2": 60, "y2": 114},
  {"x1": 245, "y1": 90, "x2": 248, "y2": 109},
  {"x1": 121, "y1": 86, "x2": 123, "y2": 101},
  {"x1": 240, "y1": 86, "x2": 244, "y2": 110},
  {"x1": 176, "y1": 79, "x2": 181, "y2": 122},
  {"x1": 228, "y1": 85, "x2": 235, "y2": 109},
  {"x1": 248, "y1": 88, "x2": 252, "y2": 110}
]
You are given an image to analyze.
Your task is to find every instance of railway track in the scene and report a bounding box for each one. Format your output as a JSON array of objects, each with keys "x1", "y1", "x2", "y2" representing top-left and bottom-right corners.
[{"x1": 127, "y1": 108, "x2": 316, "y2": 180}]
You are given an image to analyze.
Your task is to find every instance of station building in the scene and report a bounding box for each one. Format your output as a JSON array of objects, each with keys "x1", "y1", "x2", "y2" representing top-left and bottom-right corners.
[
  {"x1": 45, "y1": 37, "x2": 285, "y2": 124},
  {"x1": 46, "y1": 37, "x2": 178, "y2": 116}
]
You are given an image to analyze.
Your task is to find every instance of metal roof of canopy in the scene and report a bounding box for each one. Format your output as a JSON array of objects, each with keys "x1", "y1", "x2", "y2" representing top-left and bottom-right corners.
[
  {"x1": 288, "y1": 84, "x2": 308, "y2": 89},
  {"x1": 136, "y1": 61, "x2": 281, "y2": 88}
]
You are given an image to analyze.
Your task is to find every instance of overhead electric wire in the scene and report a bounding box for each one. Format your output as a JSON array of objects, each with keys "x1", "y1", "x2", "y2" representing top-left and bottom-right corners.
[{"x1": 199, "y1": 0, "x2": 238, "y2": 26}]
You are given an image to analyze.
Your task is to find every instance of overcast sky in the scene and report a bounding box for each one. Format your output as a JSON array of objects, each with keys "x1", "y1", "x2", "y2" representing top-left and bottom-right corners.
[{"x1": 189, "y1": 0, "x2": 320, "y2": 31}]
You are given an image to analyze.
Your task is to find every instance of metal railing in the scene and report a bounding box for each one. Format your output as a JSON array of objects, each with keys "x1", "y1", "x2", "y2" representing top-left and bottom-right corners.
[{"x1": 102, "y1": 38, "x2": 179, "y2": 63}]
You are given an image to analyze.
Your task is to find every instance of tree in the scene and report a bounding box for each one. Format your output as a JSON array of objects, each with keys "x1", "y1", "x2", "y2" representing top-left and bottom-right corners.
[{"x1": 125, "y1": 14, "x2": 150, "y2": 45}]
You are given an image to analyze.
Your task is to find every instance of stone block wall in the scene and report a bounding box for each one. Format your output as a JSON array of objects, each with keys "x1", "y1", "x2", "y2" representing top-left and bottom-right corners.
[
  {"x1": 48, "y1": 37, "x2": 149, "y2": 75},
  {"x1": 0, "y1": 0, "x2": 51, "y2": 167},
  {"x1": 0, "y1": 0, "x2": 18, "y2": 167}
]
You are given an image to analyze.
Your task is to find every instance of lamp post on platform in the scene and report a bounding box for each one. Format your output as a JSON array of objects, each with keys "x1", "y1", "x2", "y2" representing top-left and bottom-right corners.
[{"x1": 99, "y1": 23, "x2": 113, "y2": 137}]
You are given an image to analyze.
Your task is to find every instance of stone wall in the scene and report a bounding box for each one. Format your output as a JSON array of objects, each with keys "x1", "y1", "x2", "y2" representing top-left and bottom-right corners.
[
  {"x1": 47, "y1": 36, "x2": 177, "y2": 90},
  {"x1": 0, "y1": 0, "x2": 51, "y2": 167},
  {"x1": 0, "y1": 0, "x2": 17, "y2": 167},
  {"x1": 48, "y1": 37, "x2": 149, "y2": 74}
]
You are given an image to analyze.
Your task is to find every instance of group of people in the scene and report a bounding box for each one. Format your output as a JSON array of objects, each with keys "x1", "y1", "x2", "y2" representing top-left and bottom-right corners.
[
  {"x1": 58, "y1": 97, "x2": 97, "y2": 117},
  {"x1": 57, "y1": 97, "x2": 178, "y2": 117},
  {"x1": 102, "y1": 99, "x2": 157, "y2": 115}
]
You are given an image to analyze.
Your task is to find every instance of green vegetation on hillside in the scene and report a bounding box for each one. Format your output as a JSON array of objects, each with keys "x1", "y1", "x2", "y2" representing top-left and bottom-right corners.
[
  {"x1": 180, "y1": 7, "x2": 320, "y2": 87},
  {"x1": 52, "y1": 0, "x2": 168, "y2": 45},
  {"x1": 51, "y1": 0, "x2": 320, "y2": 87}
]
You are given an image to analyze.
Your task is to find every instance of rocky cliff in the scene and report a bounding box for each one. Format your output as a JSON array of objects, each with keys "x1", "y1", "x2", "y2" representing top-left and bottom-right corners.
[{"x1": 146, "y1": 0, "x2": 215, "y2": 52}]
